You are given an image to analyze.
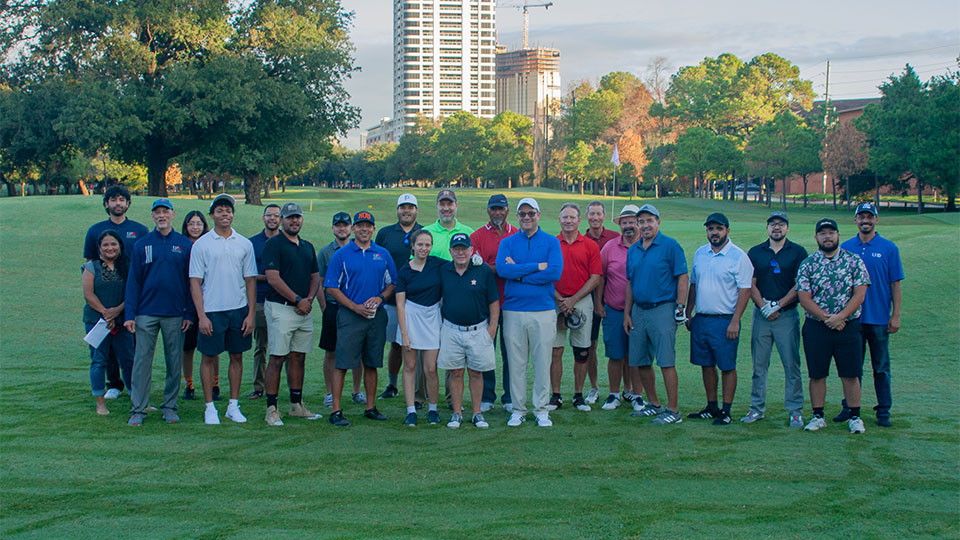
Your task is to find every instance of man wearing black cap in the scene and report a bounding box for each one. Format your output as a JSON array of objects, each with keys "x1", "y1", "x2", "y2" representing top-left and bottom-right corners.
[
  {"x1": 437, "y1": 233, "x2": 500, "y2": 429},
  {"x1": 323, "y1": 210, "x2": 398, "y2": 426},
  {"x1": 743, "y1": 211, "x2": 809, "y2": 427},
  {"x1": 261, "y1": 202, "x2": 322, "y2": 426},
  {"x1": 685, "y1": 213, "x2": 754, "y2": 425},
  {"x1": 838, "y1": 202, "x2": 903, "y2": 427},
  {"x1": 470, "y1": 193, "x2": 518, "y2": 412},
  {"x1": 316, "y1": 212, "x2": 364, "y2": 407},
  {"x1": 247, "y1": 204, "x2": 281, "y2": 400},
  {"x1": 797, "y1": 218, "x2": 871, "y2": 434}
]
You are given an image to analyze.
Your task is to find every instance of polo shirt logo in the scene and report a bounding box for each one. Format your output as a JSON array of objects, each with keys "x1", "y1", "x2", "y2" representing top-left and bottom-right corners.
[
  {"x1": 871, "y1": 253, "x2": 882, "y2": 258},
  {"x1": 372, "y1": 253, "x2": 382, "y2": 260},
  {"x1": 127, "y1": 232, "x2": 137, "y2": 238},
  {"x1": 471, "y1": 279, "x2": 477, "y2": 286},
  {"x1": 171, "y1": 245, "x2": 182, "y2": 253}
]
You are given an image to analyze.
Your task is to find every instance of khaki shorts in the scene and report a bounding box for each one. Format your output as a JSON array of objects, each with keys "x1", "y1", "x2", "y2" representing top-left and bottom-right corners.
[
  {"x1": 553, "y1": 295, "x2": 594, "y2": 349},
  {"x1": 438, "y1": 320, "x2": 495, "y2": 372},
  {"x1": 264, "y1": 301, "x2": 314, "y2": 357}
]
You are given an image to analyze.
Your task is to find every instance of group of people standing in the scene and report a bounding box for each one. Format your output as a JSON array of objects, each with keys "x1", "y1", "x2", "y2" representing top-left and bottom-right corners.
[{"x1": 81, "y1": 186, "x2": 902, "y2": 434}]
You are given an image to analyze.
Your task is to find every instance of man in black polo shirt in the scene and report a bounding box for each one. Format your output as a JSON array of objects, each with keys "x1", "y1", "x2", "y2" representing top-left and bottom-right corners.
[
  {"x1": 261, "y1": 202, "x2": 322, "y2": 426},
  {"x1": 437, "y1": 234, "x2": 500, "y2": 429},
  {"x1": 375, "y1": 193, "x2": 423, "y2": 400},
  {"x1": 743, "y1": 211, "x2": 809, "y2": 427}
]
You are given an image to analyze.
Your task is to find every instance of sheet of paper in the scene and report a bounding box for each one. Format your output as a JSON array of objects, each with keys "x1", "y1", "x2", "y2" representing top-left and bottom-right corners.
[{"x1": 83, "y1": 318, "x2": 111, "y2": 348}]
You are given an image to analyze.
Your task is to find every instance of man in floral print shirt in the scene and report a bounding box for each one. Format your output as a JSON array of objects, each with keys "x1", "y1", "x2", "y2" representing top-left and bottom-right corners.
[{"x1": 796, "y1": 218, "x2": 871, "y2": 434}]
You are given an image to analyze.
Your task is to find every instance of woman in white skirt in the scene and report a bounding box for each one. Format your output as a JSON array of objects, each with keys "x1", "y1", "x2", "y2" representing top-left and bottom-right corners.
[{"x1": 395, "y1": 229, "x2": 446, "y2": 427}]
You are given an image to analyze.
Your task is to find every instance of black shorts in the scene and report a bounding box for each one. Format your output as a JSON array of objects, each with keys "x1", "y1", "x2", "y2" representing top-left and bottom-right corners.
[
  {"x1": 197, "y1": 306, "x2": 253, "y2": 356},
  {"x1": 183, "y1": 323, "x2": 198, "y2": 351},
  {"x1": 334, "y1": 307, "x2": 386, "y2": 370},
  {"x1": 802, "y1": 317, "x2": 863, "y2": 379},
  {"x1": 591, "y1": 312, "x2": 602, "y2": 342},
  {"x1": 318, "y1": 302, "x2": 339, "y2": 352}
]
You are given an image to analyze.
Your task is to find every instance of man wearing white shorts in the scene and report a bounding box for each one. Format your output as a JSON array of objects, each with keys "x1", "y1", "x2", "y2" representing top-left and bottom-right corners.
[{"x1": 262, "y1": 203, "x2": 322, "y2": 426}]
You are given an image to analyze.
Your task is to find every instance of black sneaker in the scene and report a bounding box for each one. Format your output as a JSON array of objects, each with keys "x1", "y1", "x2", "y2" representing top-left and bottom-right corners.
[
  {"x1": 364, "y1": 407, "x2": 388, "y2": 421},
  {"x1": 687, "y1": 407, "x2": 719, "y2": 419},
  {"x1": 403, "y1": 412, "x2": 417, "y2": 426},
  {"x1": 427, "y1": 410, "x2": 440, "y2": 424},
  {"x1": 328, "y1": 410, "x2": 350, "y2": 427},
  {"x1": 182, "y1": 387, "x2": 195, "y2": 400},
  {"x1": 378, "y1": 385, "x2": 399, "y2": 399},
  {"x1": 547, "y1": 394, "x2": 563, "y2": 410},
  {"x1": 415, "y1": 401, "x2": 423, "y2": 411},
  {"x1": 712, "y1": 412, "x2": 732, "y2": 425},
  {"x1": 876, "y1": 417, "x2": 893, "y2": 428},
  {"x1": 211, "y1": 385, "x2": 222, "y2": 401},
  {"x1": 832, "y1": 408, "x2": 852, "y2": 422}
]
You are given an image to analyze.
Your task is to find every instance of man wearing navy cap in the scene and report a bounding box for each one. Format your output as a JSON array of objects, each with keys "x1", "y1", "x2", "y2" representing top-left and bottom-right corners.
[
  {"x1": 685, "y1": 213, "x2": 753, "y2": 425},
  {"x1": 123, "y1": 199, "x2": 194, "y2": 425},
  {"x1": 323, "y1": 211, "x2": 398, "y2": 426},
  {"x1": 837, "y1": 203, "x2": 903, "y2": 427}
]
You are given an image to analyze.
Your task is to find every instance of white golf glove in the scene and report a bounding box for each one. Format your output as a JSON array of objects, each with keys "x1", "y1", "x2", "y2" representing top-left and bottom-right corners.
[
  {"x1": 471, "y1": 253, "x2": 484, "y2": 266},
  {"x1": 759, "y1": 299, "x2": 781, "y2": 319},
  {"x1": 674, "y1": 304, "x2": 688, "y2": 324}
]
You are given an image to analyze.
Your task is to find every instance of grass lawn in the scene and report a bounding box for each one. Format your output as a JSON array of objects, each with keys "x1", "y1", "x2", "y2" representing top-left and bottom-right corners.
[{"x1": 1, "y1": 188, "x2": 958, "y2": 539}]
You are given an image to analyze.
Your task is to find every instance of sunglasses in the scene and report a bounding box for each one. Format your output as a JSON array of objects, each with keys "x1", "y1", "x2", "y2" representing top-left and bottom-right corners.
[
  {"x1": 517, "y1": 211, "x2": 537, "y2": 218},
  {"x1": 770, "y1": 260, "x2": 781, "y2": 274},
  {"x1": 403, "y1": 231, "x2": 411, "y2": 246}
]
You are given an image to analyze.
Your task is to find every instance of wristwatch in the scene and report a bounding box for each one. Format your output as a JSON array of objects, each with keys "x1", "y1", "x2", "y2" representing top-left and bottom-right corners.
[
  {"x1": 295, "y1": 295, "x2": 302, "y2": 303},
  {"x1": 377, "y1": 294, "x2": 385, "y2": 301}
]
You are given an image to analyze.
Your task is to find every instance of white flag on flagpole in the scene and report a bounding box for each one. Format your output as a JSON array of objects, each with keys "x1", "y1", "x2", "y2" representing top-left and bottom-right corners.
[{"x1": 611, "y1": 144, "x2": 620, "y2": 167}]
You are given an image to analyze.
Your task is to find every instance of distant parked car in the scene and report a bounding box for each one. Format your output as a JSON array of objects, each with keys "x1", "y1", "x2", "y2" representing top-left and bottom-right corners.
[{"x1": 734, "y1": 182, "x2": 761, "y2": 193}]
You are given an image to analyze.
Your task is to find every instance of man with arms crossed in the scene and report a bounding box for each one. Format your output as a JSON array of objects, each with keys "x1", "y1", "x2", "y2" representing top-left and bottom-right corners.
[
  {"x1": 837, "y1": 202, "x2": 903, "y2": 427},
  {"x1": 742, "y1": 211, "x2": 808, "y2": 427},
  {"x1": 262, "y1": 203, "x2": 322, "y2": 426},
  {"x1": 324, "y1": 211, "x2": 398, "y2": 427},
  {"x1": 583, "y1": 201, "x2": 620, "y2": 403},
  {"x1": 685, "y1": 213, "x2": 753, "y2": 426},
  {"x1": 496, "y1": 198, "x2": 563, "y2": 427},
  {"x1": 623, "y1": 204, "x2": 688, "y2": 424},
  {"x1": 797, "y1": 218, "x2": 871, "y2": 434},
  {"x1": 189, "y1": 194, "x2": 258, "y2": 425},
  {"x1": 247, "y1": 204, "x2": 281, "y2": 400}
]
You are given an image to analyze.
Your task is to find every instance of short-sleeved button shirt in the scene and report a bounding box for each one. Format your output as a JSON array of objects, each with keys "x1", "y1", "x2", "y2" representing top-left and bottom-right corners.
[
  {"x1": 248, "y1": 229, "x2": 272, "y2": 303},
  {"x1": 555, "y1": 232, "x2": 602, "y2": 297},
  {"x1": 584, "y1": 227, "x2": 619, "y2": 251},
  {"x1": 600, "y1": 235, "x2": 630, "y2": 311},
  {"x1": 423, "y1": 219, "x2": 474, "y2": 261},
  {"x1": 396, "y1": 256, "x2": 445, "y2": 307},
  {"x1": 471, "y1": 222, "x2": 518, "y2": 303},
  {"x1": 439, "y1": 262, "x2": 498, "y2": 326},
  {"x1": 375, "y1": 221, "x2": 423, "y2": 305},
  {"x1": 747, "y1": 238, "x2": 808, "y2": 310},
  {"x1": 797, "y1": 249, "x2": 871, "y2": 320},
  {"x1": 690, "y1": 240, "x2": 754, "y2": 315},
  {"x1": 189, "y1": 228, "x2": 259, "y2": 313},
  {"x1": 262, "y1": 234, "x2": 319, "y2": 303},
  {"x1": 316, "y1": 240, "x2": 345, "y2": 305},
  {"x1": 323, "y1": 240, "x2": 398, "y2": 306},
  {"x1": 840, "y1": 233, "x2": 904, "y2": 325},
  {"x1": 626, "y1": 232, "x2": 688, "y2": 306},
  {"x1": 84, "y1": 218, "x2": 149, "y2": 260}
]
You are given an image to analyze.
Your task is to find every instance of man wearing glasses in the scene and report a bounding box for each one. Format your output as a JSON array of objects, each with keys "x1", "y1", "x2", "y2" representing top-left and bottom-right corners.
[{"x1": 743, "y1": 211, "x2": 808, "y2": 427}]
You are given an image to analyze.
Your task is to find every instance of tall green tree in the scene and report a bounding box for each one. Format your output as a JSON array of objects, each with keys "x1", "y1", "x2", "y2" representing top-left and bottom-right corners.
[
  {"x1": 432, "y1": 111, "x2": 488, "y2": 187},
  {"x1": 674, "y1": 127, "x2": 717, "y2": 197},
  {"x1": 484, "y1": 111, "x2": 533, "y2": 188}
]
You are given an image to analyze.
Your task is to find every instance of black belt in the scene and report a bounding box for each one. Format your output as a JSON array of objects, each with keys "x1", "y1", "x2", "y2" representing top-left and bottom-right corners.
[
  {"x1": 697, "y1": 313, "x2": 732, "y2": 318},
  {"x1": 636, "y1": 300, "x2": 672, "y2": 310}
]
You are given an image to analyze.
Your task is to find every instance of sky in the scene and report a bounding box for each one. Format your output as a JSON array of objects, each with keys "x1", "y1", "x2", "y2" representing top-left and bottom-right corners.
[{"x1": 338, "y1": 0, "x2": 959, "y2": 149}]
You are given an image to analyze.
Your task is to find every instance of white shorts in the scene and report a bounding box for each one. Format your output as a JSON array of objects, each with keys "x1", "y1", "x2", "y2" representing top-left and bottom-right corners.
[
  {"x1": 397, "y1": 300, "x2": 441, "y2": 350},
  {"x1": 553, "y1": 295, "x2": 594, "y2": 349},
  {"x1": 264, "y1": 301, "x2": 314, "y2": 357},
  {"x1": 438, "y1": 320, "x2": 495, "y2": 372}
]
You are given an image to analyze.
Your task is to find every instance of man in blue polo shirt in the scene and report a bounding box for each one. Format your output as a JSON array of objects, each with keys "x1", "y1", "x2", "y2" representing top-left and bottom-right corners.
[
  {"x1": 685, "y1": 213, "x2": 754, "y2": 426},
  {"x1": 247, "y1": 204, "x2": 281, "y2": 399},
  {"x1": 84, "y1": 184, "x2": 149, "y2": 399},
  {"x1": 623, "y1": 204, "x2": 688, "y2": 424},
  {"x1": 123, "y1": 199, "x2": 194, "y2": 426},
  {"x1": 837, "y1": 202, "x2": 903, "y2": 427},
  {"x1": 324, "y1": 211, "x2": 399, "y2": 427}
]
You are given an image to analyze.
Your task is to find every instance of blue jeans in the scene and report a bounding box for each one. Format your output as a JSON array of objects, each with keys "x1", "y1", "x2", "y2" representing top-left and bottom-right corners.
[{"x1": 86, "y1": 322, "x2": 134, "y2": 396}]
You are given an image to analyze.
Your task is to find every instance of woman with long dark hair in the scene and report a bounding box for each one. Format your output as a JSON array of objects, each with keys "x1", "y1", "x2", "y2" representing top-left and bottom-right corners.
[{"x1": 180, "y1": 210, "x2": 213, "y2": 400}]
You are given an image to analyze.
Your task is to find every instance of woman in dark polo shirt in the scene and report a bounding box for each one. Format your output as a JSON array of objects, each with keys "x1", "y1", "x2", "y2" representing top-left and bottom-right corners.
[
  {"x1": 180, "y1": 211, "x2": 209, "y2": 400},
  {"x1": 395, "y1": 229, "x2": 445, "y2": 427}
]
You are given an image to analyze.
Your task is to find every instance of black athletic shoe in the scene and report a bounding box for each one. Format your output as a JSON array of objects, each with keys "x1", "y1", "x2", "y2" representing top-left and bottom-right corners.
[
  {"x1": 182, "y1": 387, "x2": 195, "y2": 400},
  {"x1": 403, "y1": 412, "x2": 417, "y2": 427},
  {"x1": 687, "y1": 407, "x2": 719, "y2": 419},
  {"x1": 832, "y1": 408, "x2": 852, "y2": 422},
  {"x1": 211, "y1": 386, "x2": 222, "y2": 401},
  {"x1": 547, "y1": 394, "x2": 563, "y2": 410},
  {"x1": 364, "y1": 407, "x2": 388, "y2": 421},
  {"x1": 328, "y1": 410, "x2": 350, "y2": 427},
  {"x1": 876, "y1": 417, "x2": 893, "y2": 428},
  {"x1": 378, "y1": 385, "x2": 399, "y2": 399},
  {"x1": 712, "y1": 412, "x2": 732, "y2": 425},
  {"x1": 427, "y1": 410, "x2": 441, "y2": 424},
  {"x1": 415, "y1": 401, "x2": 423, "y2": 411}
]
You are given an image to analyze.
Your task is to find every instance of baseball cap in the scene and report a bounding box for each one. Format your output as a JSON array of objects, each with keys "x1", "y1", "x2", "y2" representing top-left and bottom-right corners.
[
  {"x1": 613, "y1": 204, "x2": 640, "y2": 224},
  {"x1": 637, "y1": 204, "x2": 660, "y2": 218},
  {"x1": 767, "y1": 211, "x2": 789, "y2": 224},
  {"x1": 280, "y1": 202, "x2": 303, "y2": 218},
  {"x1": 437, "y1": 189, "x2": 457, "y2": 203},
  {"x1": 332, "y1": 211, "x2": 351, "y2": 225},
  {"x1": 487, "y1": 194, "x2": 508, "y2": 208},
  {"x1": 449, "y1": 233, "x2": 471, "y2": 248},
  {"x1": 354, "y1": 211, "x2": 375, "y2": 225},
  {"x1": 397, "y1": 193, "x2": 418, "y2": 207},
  {"x1": 855, "y1": 202, "x2": 878, "y2": 216},
  {"x1": 704, "y1": 212, "x2": 729, "y2": 227},
  {"x1": 815, "y1": 218, "x2": 839, "y2": 232},
  {"x1": 151, "y1": 198, "x2": 173, "y2": 211},
  {"x1": 209, "y1": 193, "x2": 235, "y2": 213},
  {"x1": 517, "y1": 197, "x2": 540, "y2": 212}
]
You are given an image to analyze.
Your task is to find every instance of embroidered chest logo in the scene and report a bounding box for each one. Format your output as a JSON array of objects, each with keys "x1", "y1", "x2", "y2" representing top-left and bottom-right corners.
[
  {"x1": 126, "y1": 232, "x2": 137, "y2": 238},
  {"x1": 871, "y1": 253, "x2": 883, "y2": 258},
  {"x1": 471, "y1": 279, "x2": 477, "y2": 286},
  {"x1": 372, "y1": 253, "x2": 382, "y2": 260},
  {"x1": 171, "y1": 245, "x2": 182, "y2": 253}
]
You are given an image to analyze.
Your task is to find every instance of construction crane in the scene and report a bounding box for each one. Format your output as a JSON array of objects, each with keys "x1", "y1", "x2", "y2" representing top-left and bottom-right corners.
[{"x1": 500, "y1": 1, "x2": 553, "y2": 49}]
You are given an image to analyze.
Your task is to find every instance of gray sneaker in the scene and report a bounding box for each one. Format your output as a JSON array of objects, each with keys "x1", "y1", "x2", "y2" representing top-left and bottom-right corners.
[
  {"x1": 789, "y1": 413, "x2": 804, "y2": 427},
  {"x1": 161, "y1": 409, "x2": 180, "y2": 423},
  {"x1": 740, "y1": 410, "x2": 764, "y2": 423},
  {"x1": 351, "y1": 392, "x2": 367, "y2": 404},
  {"x1": 631, "y1": 403, "x2": 664, "y2": 417},
  {"x1": 128, "y1": 413, "x2": 145, "y2": 426},
  {"x1": 651, "y1": 409, "x2": 683, "y2": 424}
]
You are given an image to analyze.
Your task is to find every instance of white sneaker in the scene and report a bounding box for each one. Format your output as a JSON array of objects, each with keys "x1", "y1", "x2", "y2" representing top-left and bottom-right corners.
[
  {"x1": 204, "y1": 406, "x2": 220, "y2": 425},
  {"x1": 104, "y1": 388, "x2": 121, "y2": 400},
  {"x1": 352, "y1": 392, "x2": 366, "y2": 404},
  {"x1": 225, "y1": 405, "x2": 247, "y2": 423},
  {"x1": 601, "y1": 394, "x2": 621, "y2": 410},
  {"x1": 446, "y1": 413, "x2": 462, "y2": 429},
  {"x1": 849, "y1": 417, "x2": 866, "y2": 434},
  {"x1": 507, "y1": 412, "x2": 525, "y2": 427},
  {"x1": 323, "y1": 394, "x2": 333, "y2": 408},
  {"x1": 804, "y1": 416, "x2": 827, "y2": 431},
  {"x1": 535, "y1": 413, "x2": 553, "y2": 427},
  {"x1": 480, "y1": 401, "x2": 494, "y2": 412},
  {"x1": 584, "y1": 387, "x2": 600, "y2": 404}
]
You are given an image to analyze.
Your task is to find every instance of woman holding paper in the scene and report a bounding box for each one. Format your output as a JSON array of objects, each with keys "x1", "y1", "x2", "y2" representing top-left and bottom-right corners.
[{"x1": 82, "y1": 229, "x2": 133, "y2": 415}]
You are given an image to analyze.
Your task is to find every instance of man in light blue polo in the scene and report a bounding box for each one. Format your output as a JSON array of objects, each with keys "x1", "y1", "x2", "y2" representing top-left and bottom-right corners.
[
  {"x1": 684, "y1": 213, "x2": 753, "y2": 426},
  {"x1": 622, "y1": 204, "x2": 688, "y2": 424}
]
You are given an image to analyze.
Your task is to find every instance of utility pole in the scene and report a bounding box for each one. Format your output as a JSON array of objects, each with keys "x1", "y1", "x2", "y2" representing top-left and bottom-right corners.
[{"x1": 822, "y1": 60, "x2": 830, "y2": 196}]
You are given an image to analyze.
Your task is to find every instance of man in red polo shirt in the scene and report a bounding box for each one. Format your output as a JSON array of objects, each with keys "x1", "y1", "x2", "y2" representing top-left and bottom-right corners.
[
  {"x1": 470, "y1": 194, "x2": 519, "y2": 412},
  {"x1": 583, "y1": 200, "x2": 620, "y2": 404},
  {"x1": 549, "y1": 202, "x2": 602, "y2": 411}
]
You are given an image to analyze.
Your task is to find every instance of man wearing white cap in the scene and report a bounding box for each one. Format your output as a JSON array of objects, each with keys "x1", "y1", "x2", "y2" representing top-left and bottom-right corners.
[{"x1": 496, "y1": 197, "x2": 563, "y2": 427}]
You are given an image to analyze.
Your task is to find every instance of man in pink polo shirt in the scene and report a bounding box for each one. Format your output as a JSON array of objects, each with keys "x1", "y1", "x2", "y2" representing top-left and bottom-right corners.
[{"x1": 583, "y1": 200, "x2": 621, "y2": 404}]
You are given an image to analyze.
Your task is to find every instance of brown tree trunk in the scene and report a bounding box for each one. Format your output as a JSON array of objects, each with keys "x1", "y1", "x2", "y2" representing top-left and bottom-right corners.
[
  {"x1": 5, "y1": 182, "x2": 14, "y2": 197},
  {"x1": 79, "y1": 179, "x2": 90, "y2": 195},
  {"x1": 802, "y1": 175, "x2": 809, "y2": 208},
  {"x1": 832, "y1": 178, "x2": 838, "y2": 210},
  {"x1": 145, "y1": 137, "x2": 169, "y2": 197},
  {"x1": 947, "y1": 192, "x2": 956, "y2": 212},
  {"x1": 243, "y1": 172, "x2": 263, "y2": 205},
  {"x1": 264, "y1": 177, "x2": 271, "y2": 199},
  {"x1": 916, "y1": 180, "x2": 924, "y2": 214},
  {"x1": 781, "y1": 177, "x2": 787, "y2": 211}
]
